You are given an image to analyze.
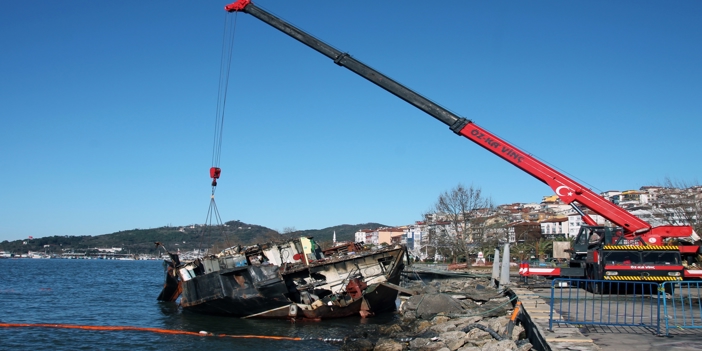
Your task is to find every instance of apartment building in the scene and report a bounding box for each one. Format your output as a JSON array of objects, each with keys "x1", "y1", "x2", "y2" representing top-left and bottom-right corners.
[{"x1": 540, "y1": 217, "x2": 568, "y2": 239}]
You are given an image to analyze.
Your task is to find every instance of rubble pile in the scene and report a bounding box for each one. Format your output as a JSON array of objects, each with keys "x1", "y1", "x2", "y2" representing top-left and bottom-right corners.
[{"x1": 341, "y1": 278, "x2": 533, "y2": 351}]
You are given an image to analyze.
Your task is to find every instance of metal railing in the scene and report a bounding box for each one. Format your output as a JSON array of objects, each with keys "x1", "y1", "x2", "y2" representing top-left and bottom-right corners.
[
  {"x1": 547, "y1": 279, "x2": 702, "y2": 336},
  {"x1": 661, "y1": 281, "x2": 702, "y2": 335},
  {"x1": 408, "y1": 263, "x2": 449, "y2": 271},
  {"x1": 548, "y1": 278, "x2": 662, "y2": 334}
]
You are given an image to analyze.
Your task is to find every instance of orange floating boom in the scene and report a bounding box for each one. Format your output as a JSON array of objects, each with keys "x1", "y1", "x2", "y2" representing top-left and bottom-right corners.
[{"x1": 0, "y1": 323, "x2": 302, "y2": 341}]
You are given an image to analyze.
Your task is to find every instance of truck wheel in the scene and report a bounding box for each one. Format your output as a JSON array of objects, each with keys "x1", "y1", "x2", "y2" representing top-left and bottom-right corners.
[
  {"x1": 663, "y1": 282, "x2": 677, "y2": 296},
  {"x1": 586, "y1": 269, "x2": 602, "y2": 294},
  {"x1": 588, "y1": 280, "x2": 601, "y2": 294}
]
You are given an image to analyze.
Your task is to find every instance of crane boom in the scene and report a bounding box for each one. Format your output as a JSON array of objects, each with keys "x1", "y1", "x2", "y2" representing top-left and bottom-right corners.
[{"x1": 225, "y1": 0, "x2": 694, "y2": 243}]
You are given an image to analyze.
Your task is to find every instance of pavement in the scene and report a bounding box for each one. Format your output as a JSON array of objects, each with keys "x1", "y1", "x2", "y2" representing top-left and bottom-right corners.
[
  {"x1": 581, "y1": 325, "x2": 702, "y2": 351},
  {"x1": 520, "y1": 286, "x2": 702, "y2": 351}
]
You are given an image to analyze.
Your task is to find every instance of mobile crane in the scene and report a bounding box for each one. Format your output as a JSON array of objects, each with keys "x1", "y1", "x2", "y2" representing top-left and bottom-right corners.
[{"x1": 224, "y1": 0, "x2": 701, "y2": 285}]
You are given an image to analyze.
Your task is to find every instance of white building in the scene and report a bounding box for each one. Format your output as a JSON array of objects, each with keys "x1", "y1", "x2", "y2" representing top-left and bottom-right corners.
[
  {"x1": 619, "y1": 190, "x2": 649, "y2": 208},
  {"x1": 354, "y1": 229, "x2": 378, "y2": 245},
  {"x1": 567, "y1": 212, "x2": 606, "y2": 238},
  {"x1": 600, "y1": 190, "x2": 622, "y2": 202},
  {"x1": 540, "y1": 217, "x2": 568, "y2": 239},
  {"x1": 404, "y1": 224, "x2": 427, "y2": 257}
]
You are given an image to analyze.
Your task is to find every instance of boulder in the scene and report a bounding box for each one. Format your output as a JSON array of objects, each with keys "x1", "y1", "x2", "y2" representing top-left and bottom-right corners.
[
  {"x1": 480, "y1": 339, "x2": 518, "y2": 351},
  {"x1": 463, "y1": 328, "x2": 493, "y2": 347},
  {"x1": 378, "y1": 324, "x2": 403, "y2": 336},
  {"x1": 430, "y1": 322, "x2": 457, "y2": 333},
  {"x1": 456, "y1": 347, "x2": 480, "y2": 351},
  {"x1": 440, "y1": 330, "x2": 467, "y2": 351},
  {"x1": 341, "y1": 338, "x2": 374, "y2": 351},
  {"x1": 413, "y1": 294, "x2": 465, "y2": 319},
  {"x1": 414, "y1": 320, "x2": 434, "y2": 333},
  {"x1": 373, "y1": 338, "x2": 403, "y2": 351}
]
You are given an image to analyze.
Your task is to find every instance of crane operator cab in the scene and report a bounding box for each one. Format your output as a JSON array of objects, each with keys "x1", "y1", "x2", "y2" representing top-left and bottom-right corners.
[{"x1": 573, "y1": 226, "x2": 609, "y2": 257}]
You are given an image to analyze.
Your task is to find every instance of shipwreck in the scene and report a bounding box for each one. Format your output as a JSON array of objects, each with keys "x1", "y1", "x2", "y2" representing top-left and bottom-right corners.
[{"x1": 157, "y1": 237, "x2": 408, "y2": 320}]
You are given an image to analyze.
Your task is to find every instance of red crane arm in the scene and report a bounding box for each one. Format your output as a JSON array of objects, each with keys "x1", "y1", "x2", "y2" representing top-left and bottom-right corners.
[
  {"x1": 224, "y1": 0, "x2": 695, "y2": 243},
  {"x1": 458, "y1": 123, "x2": 650, "y2": 233}
]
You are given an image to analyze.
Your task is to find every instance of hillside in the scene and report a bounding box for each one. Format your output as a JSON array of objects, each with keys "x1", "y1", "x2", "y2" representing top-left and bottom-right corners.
[{"x1": 0, "y1": 221, "x2": 387, "y2": 255}]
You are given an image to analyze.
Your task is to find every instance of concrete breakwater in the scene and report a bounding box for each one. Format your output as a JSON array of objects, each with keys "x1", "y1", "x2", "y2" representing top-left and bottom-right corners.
[{"x1": 338, "y1": 277, "x2": 536, "y2": 351}]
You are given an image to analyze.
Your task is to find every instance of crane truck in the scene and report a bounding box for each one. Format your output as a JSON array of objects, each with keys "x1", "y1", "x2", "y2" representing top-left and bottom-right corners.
[{"x1": 224, "y1": 0, "x2": 701, "y2": 287}]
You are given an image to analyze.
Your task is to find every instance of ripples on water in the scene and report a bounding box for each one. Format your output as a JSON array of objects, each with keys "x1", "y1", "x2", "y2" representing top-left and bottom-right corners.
[{"x1": 0, "y1": 259, "x2": 398, "y2": 350}]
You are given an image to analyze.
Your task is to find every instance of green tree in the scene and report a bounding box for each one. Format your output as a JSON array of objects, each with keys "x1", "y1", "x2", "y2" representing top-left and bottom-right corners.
[
  {"x1": 530, "y1": 239, "x2": 553, "y2": 262},
  {"x1": 512, "y1": 242, "x2": 531, "y2": 262}
]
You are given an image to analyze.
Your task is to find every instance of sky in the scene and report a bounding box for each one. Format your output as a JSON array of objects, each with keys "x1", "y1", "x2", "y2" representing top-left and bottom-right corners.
[{"x1": 1, "y1": 1, "x2": 701, "y2": 242}]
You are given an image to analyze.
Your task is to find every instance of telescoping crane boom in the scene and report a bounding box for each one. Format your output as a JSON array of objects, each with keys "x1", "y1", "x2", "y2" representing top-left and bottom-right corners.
[{"x1": 224, "y1": 0, "x2": 700, "y2": 282}]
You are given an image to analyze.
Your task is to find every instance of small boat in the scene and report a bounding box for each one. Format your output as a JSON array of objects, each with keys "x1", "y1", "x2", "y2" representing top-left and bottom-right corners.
[{"x1": 157, "y1": 237, "x2": 407, "y2": 320}]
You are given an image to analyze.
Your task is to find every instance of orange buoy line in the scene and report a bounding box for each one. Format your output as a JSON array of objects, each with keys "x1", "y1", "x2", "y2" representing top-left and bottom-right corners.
[{"x1": 0, "y1": 323, "x2": 304, "y2": 341}]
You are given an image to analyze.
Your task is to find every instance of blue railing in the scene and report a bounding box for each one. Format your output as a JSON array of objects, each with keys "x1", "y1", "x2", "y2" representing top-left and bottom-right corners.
[
  {"x1": 548, "y1": 278, "x2": 662, "y2": 335},
  {"x1": 548, "y1": 279, "x2": 702, "y2": 336},
  {"x1": 661, "y1": 281, "x2": 702, "y2": 335}
]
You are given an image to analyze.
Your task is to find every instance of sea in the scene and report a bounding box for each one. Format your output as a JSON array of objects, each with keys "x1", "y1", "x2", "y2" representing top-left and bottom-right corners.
[{"x1": 0, "y1": 259, "x2": 398, "y2": 350}]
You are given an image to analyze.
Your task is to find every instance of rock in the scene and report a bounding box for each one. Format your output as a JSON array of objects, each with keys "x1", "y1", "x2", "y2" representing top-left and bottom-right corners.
[
  {"x1": 487, "y1": 317, "x2": 508, "y2": 335},
  {"x1": 510, "y1": 324, "x2": 525, "y2": 341},
  {"x1": 415, "y1": 341, "x2": 448, "y2": 351},
  {"x1": 414, "y1": 320, "x2": 434, "y2": 333},
  {"x1": 344, "y1": 278, "x2": 532, "y2": 351},
  {"x1": 479, "y1": 340, "x2": 498, "y2": 351},
  {"x1": 461, "y1": 289, "x2": 498, "y2": 302},
  {"x1": 453, "y1": 316, "x2": 483, "y2": 327},
  {"x1": 440, "y1": 330, "x2": 467, "y2": 351},
  {"x1": 432, "y1": 316, "x2": 451, "y2": 325},
  {"x1": 413, "y1": 294, "x2": 465, "y2": 319},
  {"x1": 401, "y1": 310, "x2": 417, "y2": 322},
  {"x1": 409, "y1": 337, "x2": 431, "y2": 350},
  {"x1": 445, "y1": 338, "x2": 465, "y2": 351},
  {"x1": 458, "y1": 299, "x2": 479, "y2": 310},
  {"x1": 422, "y1": 285, "x2": 439, "y2": 294},
  {"x1": 430, "y1": 322, "x2": 457, "y2": 333},
  {"x1": 399, "y1": 299, "x2": 415, "y2": 313},
  {"x1": 341, "y1": 338, "x2": 374, "y2": 351},
  {"x1": 379, "y1": 324, "x2": 403, "y2": 336},
  {"x1": 480, "y1": 339, "x2": 518, "y2": 351},
  {"x1": 464, "y1": 327, "x2": 491, "y2": 340},
  {"x1": 516, "y1": 342, "x2": 532, "y2": 351},
  {"x1": 470, "y1": 298, "x2": 509, "y2": 318},
  {"x1": 463, "y1": 328, "x2": 493, "y2": 347},
  {"x1": 373, "y1": 338, "x2": 403, "y2": 351},
  {"x1": 439, "y1": 330, "x2": 467, "y2": 340}
]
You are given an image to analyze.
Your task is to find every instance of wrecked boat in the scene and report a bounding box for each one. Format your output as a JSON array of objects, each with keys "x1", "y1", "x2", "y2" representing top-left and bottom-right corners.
[{"x1": 157, "y1": 237, "x2": 407, "y2": 320}]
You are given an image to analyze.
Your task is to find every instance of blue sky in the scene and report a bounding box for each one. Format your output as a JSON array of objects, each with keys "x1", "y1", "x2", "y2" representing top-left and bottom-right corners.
[{"x1": 1, "y1": 1, "x2": 700, "y2": 242}]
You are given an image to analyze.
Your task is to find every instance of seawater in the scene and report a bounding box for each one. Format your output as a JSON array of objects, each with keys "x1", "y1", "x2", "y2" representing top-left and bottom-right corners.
[{"x1": 0, "y1": 259, "x2": 397, "y2": 350}]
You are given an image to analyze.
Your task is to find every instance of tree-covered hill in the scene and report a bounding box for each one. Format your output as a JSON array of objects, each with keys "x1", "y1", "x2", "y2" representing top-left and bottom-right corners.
[
  {"x1": 0, "y1": 220, "x2": 278, "y2": 255},
  {"x1": 0, "y1": 221, "x2": 388, "y2": 255}
]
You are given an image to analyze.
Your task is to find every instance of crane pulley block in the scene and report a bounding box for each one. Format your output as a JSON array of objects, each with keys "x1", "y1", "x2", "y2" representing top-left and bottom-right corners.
[
  {"x1": 210, "y1": 167, "x2": 221, "y2": 187},
  {"x1": 210, "y1": 167, "x2": 221, "y2": 179}
]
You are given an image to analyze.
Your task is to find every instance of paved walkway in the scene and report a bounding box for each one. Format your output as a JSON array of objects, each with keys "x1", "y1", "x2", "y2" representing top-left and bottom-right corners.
[
  {"x1": 581, "y1": 325, "x2": 702, "y2": 351},
  {"x1": 519, "y1": 287, "x2": 702, "y2": 351},
  {"x1": 512, "y1": 288, "x2": 600, "y2": 351}
]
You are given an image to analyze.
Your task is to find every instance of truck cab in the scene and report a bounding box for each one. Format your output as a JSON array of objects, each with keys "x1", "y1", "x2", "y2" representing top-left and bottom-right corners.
[{"x1": 572, "y1": 225, "x2": 683, "y2": 282}]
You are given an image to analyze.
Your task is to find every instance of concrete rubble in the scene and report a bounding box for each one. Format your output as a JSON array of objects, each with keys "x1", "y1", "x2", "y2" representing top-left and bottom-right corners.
[{"x1": 340, "y1": 277, "x2": 534, "y2": 351}]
